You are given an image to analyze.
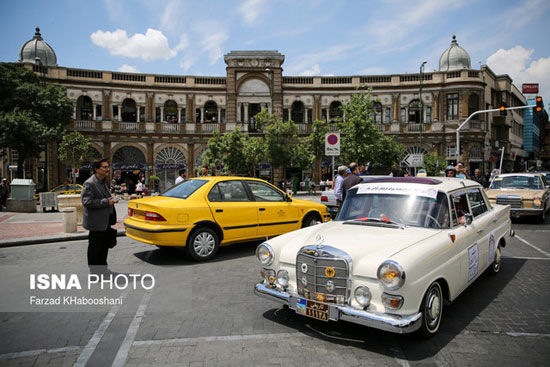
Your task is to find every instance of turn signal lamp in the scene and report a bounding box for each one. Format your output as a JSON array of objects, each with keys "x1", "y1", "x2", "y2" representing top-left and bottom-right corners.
[
  {"x1": 382, "y1": 293, "x2": 404, "y2": 310},
  {"x1": 144, "y1": 211, "x2": 166, "y2": 221}
]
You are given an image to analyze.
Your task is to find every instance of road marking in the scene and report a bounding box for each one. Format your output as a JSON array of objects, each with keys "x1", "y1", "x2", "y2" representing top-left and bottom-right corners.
[
  {"x1": 507, "y1": 332, "x2": 550, "y2": 338},
  {"x1": 133, "y1": 332, "x2": 305, "y2": 346},
  {"x1": 111, "y1": 289, "x2": 152, "y2": 367},
  {"x1": 73, "y1": 288, "x2": 130, "y2": 367},
  {"x1": 503, "y1": 256, "x2": 550, "y2": 260},
  {"x1": 515, "y1": 235, "x2": 550, "y2": 257},
  {"x1": 0, "y1": 346, "x2": 80, "y2": 360}
]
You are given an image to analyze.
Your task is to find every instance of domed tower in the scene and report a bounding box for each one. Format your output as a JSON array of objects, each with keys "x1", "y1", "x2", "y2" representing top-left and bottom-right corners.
[
  {"x1": 19, "y1": 27, "x2": 57, "y2": 66},
  {"x1": 439, "y1": 35, "x2": 471, "y2": 72}
]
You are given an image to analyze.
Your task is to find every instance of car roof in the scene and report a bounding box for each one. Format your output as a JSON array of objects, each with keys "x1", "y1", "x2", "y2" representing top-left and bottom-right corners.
[
  {"x1": 494, "y1": 173, "x2": 544, "y2": 178},
  {"x1": 188, "y1": 176, "x2": 271, "y2": 182},
  {"x1": 354, "y1": 176, "x2": 481, "y2": 192}
]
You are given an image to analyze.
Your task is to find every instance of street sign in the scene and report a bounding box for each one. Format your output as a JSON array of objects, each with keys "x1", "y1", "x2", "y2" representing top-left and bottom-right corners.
[
  {"x1": 402, "y1": 153, "x2": 424, "y2": 167},
  {"x1": 325, "y1": 133, "x2": 340, "y2": 156},
  {"x1": 522, "y1": 83, "x2": 539, "y2": 94}
]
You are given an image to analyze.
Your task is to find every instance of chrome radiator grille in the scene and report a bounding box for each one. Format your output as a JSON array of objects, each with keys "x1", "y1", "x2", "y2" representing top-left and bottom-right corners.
[
  {"x1": 496, "y1": 195, "x2": 522, "y2": 208},
  {"x1": 296, "y1": 245, "x2": 350, "y2": 304}
]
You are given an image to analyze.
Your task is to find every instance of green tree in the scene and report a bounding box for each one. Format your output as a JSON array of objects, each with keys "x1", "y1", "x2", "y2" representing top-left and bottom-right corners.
[
  {"x1": 291, "y1": 137, "x2": 315, "y2": 172},
  {"x1": 223, "y1": 128, "x2": 247, "y2": 174},
  {"x1": 423, "y1": 152, "x2": 446, "y2": 176},
  {"x1": 242, "y1": 136, "x2": 266, "y2": 177},
  {"x1": 263, "y1": 114, "x2": 300, "y2": 179},
  {"x1": 58, "y1": 131, "x2": 93, "y2": 186},
  {"x1": 201, "y1": 130, "x2": 226, "y2": 174},
  {"x1": 0, "y1": 63, "x2": 73, "y2": 178},
  {"x1": 339, "y1": 90, "x2": 403, "y2": 172}
]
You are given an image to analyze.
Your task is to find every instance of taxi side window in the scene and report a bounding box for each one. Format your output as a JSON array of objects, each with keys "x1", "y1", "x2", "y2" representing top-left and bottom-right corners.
[
  {"x1": 451, "y1": 191, "x2": 471, "y2": 226},
  {"x1": 246, "y1": 181, "x2": 285, "y2": 202},
  {"x1": 208, "y1": 181, "x2": 249, "y2": 202},
  {"x1": 467, "y1": 188, "x2": 488, "y2": 217}
]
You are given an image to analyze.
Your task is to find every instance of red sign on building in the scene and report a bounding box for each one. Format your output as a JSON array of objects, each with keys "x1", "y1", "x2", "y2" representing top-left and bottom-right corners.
[{"x1": 522, "y1": 83, "x2": 539, "y2": 94}]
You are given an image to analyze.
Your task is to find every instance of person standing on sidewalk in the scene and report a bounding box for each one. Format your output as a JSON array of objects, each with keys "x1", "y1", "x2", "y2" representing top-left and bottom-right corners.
[
  {"x1": 81, "y1": 158, "x2": 117, "y2": 266},
  {"x1": 0, "y1": 178, "x2": 9, "y2": 211},
  {"x1": 342, "y1": 162, "x2": 362, "y2": 200},
  {"x1": 334, "y1": 165, "x2": 347, "y2": 208}
]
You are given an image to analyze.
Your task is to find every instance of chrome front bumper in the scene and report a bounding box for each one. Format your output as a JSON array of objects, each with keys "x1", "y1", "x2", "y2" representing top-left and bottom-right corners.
[
  {"x1": 254, "y1": 282, "x2": 422, "y2": 334},
  {"x1": 510, "y1": 207, "x2": 544, "y2": 217}
]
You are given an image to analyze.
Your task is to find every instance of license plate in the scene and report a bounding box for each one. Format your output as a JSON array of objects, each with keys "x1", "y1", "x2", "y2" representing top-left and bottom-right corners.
[
  {"x1": 133, "y1": 210, "x2": 145, "y2": 219},
  {"x1": 296, "y1": 298, "x2": 329, "y2": 321}
]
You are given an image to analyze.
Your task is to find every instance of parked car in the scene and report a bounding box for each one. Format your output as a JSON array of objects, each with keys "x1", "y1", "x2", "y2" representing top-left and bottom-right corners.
[
  {"x1": 255, "y1": 177, "x2": 513, "y2": 336},
  {"x1": 320, "y1": 176, "x2": 386, "y2": 217},
  {"x1": 486, "y1": 173, "x2": 549, "y2": 222},
  {"x1": 34, "y1": 184, "x2": 83, "y2": 200},
  {"x1": 124, "y1": 177, "x2": 331, "y2": 261}
]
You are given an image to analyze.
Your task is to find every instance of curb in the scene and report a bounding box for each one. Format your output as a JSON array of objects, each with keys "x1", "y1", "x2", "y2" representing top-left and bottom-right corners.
[{"x1": 0, "y1": 229, "x2": 126, "y2": 248}]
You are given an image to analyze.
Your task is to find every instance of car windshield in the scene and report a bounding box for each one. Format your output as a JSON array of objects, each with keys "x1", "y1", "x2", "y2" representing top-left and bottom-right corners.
[
  {"x1": 337, "y1": 188, "x2": 450, "y2": 229},
  {"x1": 489, "y1": 176, "x2": 543, "y2": 190},
  {"x1": 161, "y1": 179, "x2": 208, "y2": 199}
]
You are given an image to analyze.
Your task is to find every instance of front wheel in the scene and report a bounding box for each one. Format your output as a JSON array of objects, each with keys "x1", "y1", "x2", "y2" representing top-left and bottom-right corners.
[
  {"x1": 488, "y1": 244, "x2": 502, "y2": 275},
  {"x1": 302, "y1": 213, "x2": 319, "y2": 228},
  {"x1": 186, "y1": 227, "x2": 219, "y2": 261},
  {"x1": 418, "y1": 281, "x2": 443, "y2": 337}
]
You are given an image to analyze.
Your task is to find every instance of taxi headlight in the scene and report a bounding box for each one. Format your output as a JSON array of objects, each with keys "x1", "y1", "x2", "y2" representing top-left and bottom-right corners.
[
  {"x1": 534, "y1": 196, "x2": 542, "y2": 208},
  {"x1": 377, "y1": 260, "x2": 405, "y2": 290},
  {"x1": 277, "y1": 270, "x2": 289, "y2": 288},
  {"x1": 256, "y1": 243, "x2": 274, "y2": 266},
  {"x1": 354, "y1": 286, "x2": 372, "y2": 307}
]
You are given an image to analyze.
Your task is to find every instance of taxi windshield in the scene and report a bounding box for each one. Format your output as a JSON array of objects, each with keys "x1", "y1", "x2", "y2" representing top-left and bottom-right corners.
[
  {"x1": 337, "y1": 189, "x2": 450, "y2": 229},
  {"x1": 489, "y1": 176, "x2": 543, "y2": 190},
  {"x1": 161, "y1": 179, "x2": 207, "y2": 199}
]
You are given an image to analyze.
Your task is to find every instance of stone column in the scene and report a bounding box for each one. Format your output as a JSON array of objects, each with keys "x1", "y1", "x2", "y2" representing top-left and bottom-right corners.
[
  {"x1": 200, "y1": 107, "x2": 205, "y2": 123},
  {"x1": 73, "y1": 106, "x2": 77, "y2": 119},
  {"x1": 432, "y1": 92, "x2": 439, "y2": 122},
  {"x1": 92, "y1": 104, "x2": 96, "y2": 120},
  {"x1": 305, "y1": 108, "x2": 309, "y2": 124},
  {"x1": 146, "y1": 93, "x2": 154, "y2": 122},
  {"x1": 160, "y1": 106, "x2": 164, "y2": 122},
  {"x1": 244, "y1": 103, "x2": 249, "y2": 124},
  {"x1": 323, "y1": 108, "x2": 328, "y2": 122},
  {"x1": 136, "y1": 106, "x2": 141, "y2": 122},
  {"x1": 237, "y1": 102, "x2": 242, "y2": 122},
  {"x1": 147, "y1": 140, "x2": 154, "y2": 179},
  {"x1": 392, "y1": 93, "x2": 400, "y2": 122},
  {"x1": 313, "y1": 95, "x2": 321, "y2": 121},
  {"x1": 186, "y1": 94, "x2": 194, "y2": 122},
  {"x1": 287, "y1": 109, "x2": 291, "y2": 121},
  {"x1": 187, "y1": 143, "x2": 195, "y2": 178},
  {"x1": 104, "y1": 140, "x2": 112, "y2": 179},
  {"x1": 103, "y1": 90, "x2": 112, "y2": 120}
]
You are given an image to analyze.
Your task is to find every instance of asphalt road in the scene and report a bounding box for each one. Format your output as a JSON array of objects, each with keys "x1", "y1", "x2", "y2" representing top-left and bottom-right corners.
[{"x1": 0, "y1": 216, "x2": 549, "y2": 366}]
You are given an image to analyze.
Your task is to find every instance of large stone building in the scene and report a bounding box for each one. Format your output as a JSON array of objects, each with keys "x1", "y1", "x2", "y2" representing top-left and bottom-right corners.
[{"x1": 3, "y1": 29, "x2": 534, "y2": 191}]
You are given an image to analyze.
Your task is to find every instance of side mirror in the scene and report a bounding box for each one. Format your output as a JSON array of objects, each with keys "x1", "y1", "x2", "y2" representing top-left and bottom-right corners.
[
  {"x1": 464, "y1": 213, "x2": 473, "y2": 226},
  {"x1": 284, "y1": 194, "x2": 292, "y2": 202}
]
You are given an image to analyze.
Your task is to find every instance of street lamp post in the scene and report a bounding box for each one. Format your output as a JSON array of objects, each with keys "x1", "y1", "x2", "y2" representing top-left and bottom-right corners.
[
  {"x1": 419, "y1": 61, "x2": 427, "y2": 150},
  {"x1": 265, "y1": 68, "x2": 274, "y2": 114}
]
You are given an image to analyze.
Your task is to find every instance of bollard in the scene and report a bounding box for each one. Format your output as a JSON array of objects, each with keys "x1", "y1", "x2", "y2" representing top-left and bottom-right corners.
[{"x1": 61, "y1": 207, "x2": 77, "y2": 233}]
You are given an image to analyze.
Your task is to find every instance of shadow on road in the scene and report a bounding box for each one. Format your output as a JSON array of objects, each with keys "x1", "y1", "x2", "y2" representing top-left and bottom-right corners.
[{"x1": 262, "y1": 257, "x2": 525, "y2": 360}]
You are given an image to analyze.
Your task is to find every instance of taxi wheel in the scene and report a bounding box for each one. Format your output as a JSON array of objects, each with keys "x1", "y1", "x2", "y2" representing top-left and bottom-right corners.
[
  {"x1": 186, "y1": 227, "x2": 219, "y2": 261},
  {"x1": 489, "y1": 244, "x2": 502, "y2": 275},
  {"x1": 302, "y1": 213, "x2": 319, "y2": 228},
  {"x1": 418, "y1": 281, "x2": 443, "y2": 337}
]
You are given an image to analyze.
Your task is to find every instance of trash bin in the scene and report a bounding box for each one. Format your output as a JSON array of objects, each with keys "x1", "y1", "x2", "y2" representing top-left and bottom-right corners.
[
  {"x1": 39, "y1": 192, "x2": 58, "y2": 212},
  {"x1": 61, "y1": 207, "x2": 77, "y2": 233},
  {"x1": 9, "y1": 179, "x2": 35, "y2": 200}
]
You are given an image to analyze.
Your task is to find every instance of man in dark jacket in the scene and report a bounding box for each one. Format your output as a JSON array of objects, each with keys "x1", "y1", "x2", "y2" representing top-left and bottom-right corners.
[
  {"x1": 81, "y1": 158, "x2": 116, "y2": 266},
  {"x1": 471, "y1": 169, "x2": 487, "y2": 188},
  {"x1": 342, "y1": 162, "x2": 362, "y2": 200}
]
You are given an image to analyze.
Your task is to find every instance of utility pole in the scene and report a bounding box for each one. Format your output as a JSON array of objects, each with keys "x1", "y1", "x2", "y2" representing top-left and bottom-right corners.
[{"x1": 419, "y1": 61, "x2": 427, "y2": 150}]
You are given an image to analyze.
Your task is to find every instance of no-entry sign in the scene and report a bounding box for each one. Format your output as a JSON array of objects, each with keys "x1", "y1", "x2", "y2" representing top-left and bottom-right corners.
[{"x1": 325, "y1": 133, "x2": 340, "y2": 156}]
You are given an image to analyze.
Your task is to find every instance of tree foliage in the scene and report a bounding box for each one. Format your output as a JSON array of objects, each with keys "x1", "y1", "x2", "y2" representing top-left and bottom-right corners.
[
  {"x1": 0, "y1": 63, "x2": 73, "y2": 177},
  {"x1": 58, "y1": 131, "x2": 93, "y2": 185},
  {"x1": 423, "y1": 152, "x2": 447, "y2": 176}
]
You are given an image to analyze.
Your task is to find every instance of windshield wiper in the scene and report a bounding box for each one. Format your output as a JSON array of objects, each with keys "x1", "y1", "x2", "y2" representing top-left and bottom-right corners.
[{"x1": 343, "y1": 217, "x2": 405, "y2": 229}]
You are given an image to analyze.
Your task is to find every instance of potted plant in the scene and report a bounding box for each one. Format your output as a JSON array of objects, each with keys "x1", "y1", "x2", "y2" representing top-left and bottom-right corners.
[{"x1": 148, "y1": 175, "x2": 160, "y2": 193}]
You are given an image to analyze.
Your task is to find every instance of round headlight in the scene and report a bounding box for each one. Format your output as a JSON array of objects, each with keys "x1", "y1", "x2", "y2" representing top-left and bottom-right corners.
[
  {"x1": 256, "y1": 243, "x2": 274, "y2": 266},
  {"x1": 534, "y1": 196, "x2": 542, "y2": 208},
  {"x1": 277, "y1": 270, "x2": 289, "y2": 288},
  {"x1": 354, "y1": 286, "x2": 371, "y2": 307},
  {"x1": 377, "y1": 260, "x2": 405, "y2": 290}
]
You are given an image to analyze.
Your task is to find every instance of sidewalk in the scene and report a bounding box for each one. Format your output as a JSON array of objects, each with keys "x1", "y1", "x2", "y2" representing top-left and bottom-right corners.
[{"x1": 0, "y1": 200, "x2": 129, "y2": 248}]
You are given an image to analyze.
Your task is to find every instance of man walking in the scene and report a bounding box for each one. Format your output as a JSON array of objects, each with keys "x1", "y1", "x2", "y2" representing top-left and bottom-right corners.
[
  {"x1": 81, "y1": 158, "x2": 117, "y2": 266},
  {"x1": 342, "y1": 162, "x2": 362, "y2": 200},
  {"x1": 334, "y1": 165, "x2": 347, "y2": 208},
  {"x1": 175, "y1": 169, "x2": 186, "y2": 184}
]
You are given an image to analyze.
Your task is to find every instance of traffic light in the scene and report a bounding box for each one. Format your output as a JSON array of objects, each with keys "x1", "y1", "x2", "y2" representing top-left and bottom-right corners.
[
  {"x1": 535, "y1": 96, "x2": 543, "y2": 114},
  {"x1": 499, "y1": 103, "x2": 507, "y2": 116}
]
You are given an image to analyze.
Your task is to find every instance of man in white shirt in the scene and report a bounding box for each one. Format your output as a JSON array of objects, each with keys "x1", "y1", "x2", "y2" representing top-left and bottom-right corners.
[
  {"x1": 175, "y1": 169, "x2": 186, "y2": 184},
  {"x1": 334, "y1": 165, "x2": 348, "y2": 208}
]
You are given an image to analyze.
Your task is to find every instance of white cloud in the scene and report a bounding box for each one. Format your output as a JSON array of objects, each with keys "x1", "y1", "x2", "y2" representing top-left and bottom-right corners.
[
  {"x1": 175, "y1": 34, "x2": 190, "y2": 51},
  {"x1": 117, "y1": 64, "x2": 139, "y2": 73},
  {"x1": 286, "y1": 43, "x2": 358, "y2": 75},
  {"x1": 159, "y1": 0, "x2": 184, "y2": 34},
  {"x1": 239, "y1": 0, "x2": 268, "y2": 26},
  {"x1": 103, "y1": 0, "x2": 124, "y2": 23},
  {"x1": 299, "y1": 64, "x2": 321, "y2": 76},
  {"x1": 487, "y1": 46, "x2": 550, "y2": 108},
  {"x1": 199, "y1": 31, "x2": 229, "y2": 65},
  {"x1": 90, "y1": 28, "x2": 177, "y2": 61},
  {"x1": 180, "y1": 53, "x2": 198, "y2": 72}
]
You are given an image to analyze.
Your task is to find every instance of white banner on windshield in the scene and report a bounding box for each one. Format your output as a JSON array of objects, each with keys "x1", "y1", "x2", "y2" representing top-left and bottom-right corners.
[{"x1": 356, "y1": 183, "x2": 438, "y2": 199}]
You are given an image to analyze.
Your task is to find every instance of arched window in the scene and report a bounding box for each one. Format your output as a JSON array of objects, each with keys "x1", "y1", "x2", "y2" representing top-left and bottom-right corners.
[
  {"x1": 291, "y1": 101, "x2": 305, "y2": 123},
  {"x1": 468, "y1": 94, "x2": 480, "y2": 120},
  {"x1": 408, "y1": 99, "x2": 421, "y2": 123},
  {"x1": 76, "y1": 96, "x2": 93, "y2": 120},
  {"x1": 155, "y1": 147, "x2": 187, "y2": 192},
  {"x1": 164, "y1": 100, "x2": 178, "y2": 123},
  {"x1": 112, "y1": 146, "x2": 146, "y2": 166},
  {"x1": 372, "y1": 102, "x2": 382, "y2": 124},
  {"x1": 329, "y1": 101, "x2": 343, "y2": 121},
  {"x1": 204, "y1": 101, "x2": 218, "y2": 123},
  {"x1": 121, "y1": 99, "x2": 137, "y2": 122}
]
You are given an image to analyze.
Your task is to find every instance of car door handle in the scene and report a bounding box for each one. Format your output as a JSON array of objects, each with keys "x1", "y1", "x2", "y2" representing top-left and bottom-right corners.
[
  {"x1": 477, "y1": 229, "x2": 484, "y2": 234},
  {"x1": 259, "y1": 208, "x2": 266, "y2": 211},
  {"x1": 216, "y1": 209, "x2": 223, "y2": 213}
]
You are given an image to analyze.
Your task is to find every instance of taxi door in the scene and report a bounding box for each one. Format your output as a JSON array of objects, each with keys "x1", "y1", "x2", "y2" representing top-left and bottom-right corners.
[
  {"x1": 207, "y1": 180, "x2": 258, "y2": 242},
  {"x1": 244, "y1": 180, "x2": 300, "y2": 237},
  {"x1": 466, "y1": 188, "x2": 497, "y2": 269}
]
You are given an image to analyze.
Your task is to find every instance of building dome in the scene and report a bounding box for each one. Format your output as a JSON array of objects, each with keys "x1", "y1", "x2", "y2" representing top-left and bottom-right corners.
[
  {"x1": 19, "y1": 27, "x2": 57, "y2": 66},
  {"x1": 439, "y1": 35, "x2": 470, "y2": 72}
]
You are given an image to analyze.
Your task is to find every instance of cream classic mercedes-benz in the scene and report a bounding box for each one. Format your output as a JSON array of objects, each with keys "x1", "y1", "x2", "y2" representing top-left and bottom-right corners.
[{"x1": 254, "y1": 177, "x2": 513, "y2": 336}]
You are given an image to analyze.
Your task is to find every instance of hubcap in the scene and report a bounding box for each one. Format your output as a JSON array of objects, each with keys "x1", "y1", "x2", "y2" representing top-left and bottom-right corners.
[
  {"x1": 426, "y1": 286, "x2": 441, "y2": 329},
  {"x1": 193, "y1": 232, "x2": 215, "y2": 257},
  {"x1": 493, "y1": 247, "x2": 501, "y2": 271}
]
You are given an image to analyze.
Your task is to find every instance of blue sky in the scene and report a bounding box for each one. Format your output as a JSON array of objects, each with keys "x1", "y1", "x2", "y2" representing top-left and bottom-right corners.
[{"x1": 1, "y1": 0, "x2": 550, "y2": 107}]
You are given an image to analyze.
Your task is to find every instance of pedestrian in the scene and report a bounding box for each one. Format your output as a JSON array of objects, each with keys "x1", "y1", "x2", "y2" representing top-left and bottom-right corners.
[
  {"x1": 135, "y1": 180, "x2": 144, "y2": 197},
  {"x1": 0, "y1": 178, "x2": 9, "y2": 211},
  {"x1": 342, "y1": 162, "x2": 362, "y2": 200},
  {"x1": 81, "y1": 158, "x2": 117, "y2": 267},
  {"x1": 455, "y1": 162, "x2": 469, "y2": 179},
  {"x1": 175, "y1": 169, "x2": 186, "y2": 184},
  {"x1": 471, "y1": 168, "x2": 487, "y2": 187},
  {"x1": 200, "y1": 166, "x2": 209, "y2": 177},
  {"x1": 334, "y1": 165, "x2": 347, "y2": 208},
  {"x1": 445, "y1": 165, "x2": 457, "y2": 177},
  {"x1": 359, "y1": 164, "x2": 368, "y2": 175}
]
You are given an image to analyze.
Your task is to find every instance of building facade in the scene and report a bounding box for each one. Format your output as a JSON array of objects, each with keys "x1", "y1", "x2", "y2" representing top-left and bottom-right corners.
[{"x1": 2, "y1": 30, "x2": 534, "y2": 191}]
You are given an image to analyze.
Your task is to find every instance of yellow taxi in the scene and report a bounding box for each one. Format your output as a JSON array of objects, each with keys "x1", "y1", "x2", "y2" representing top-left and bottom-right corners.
[
  {"x1": 124, "y1": 176, "x2": 331, "y2": 261},
  {"x1": 34, "y1": 184, "x2": 83, "y2": 200}
]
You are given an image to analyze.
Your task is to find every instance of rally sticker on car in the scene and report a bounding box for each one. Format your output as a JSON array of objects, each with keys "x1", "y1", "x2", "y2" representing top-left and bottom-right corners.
[
  {"x1": 357, "y1": 184, "x2": 438, "y2": 199},
  {"x1": 468, "y1": 243, "x2": 479, "y2": 282},
  {"x1": 488, "y1": 232, "x2": 496, "y2": 266}
]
